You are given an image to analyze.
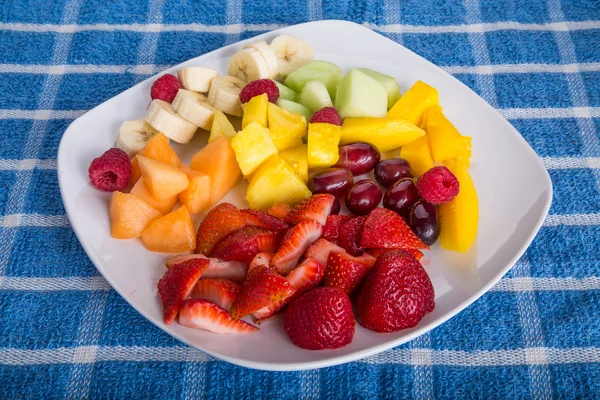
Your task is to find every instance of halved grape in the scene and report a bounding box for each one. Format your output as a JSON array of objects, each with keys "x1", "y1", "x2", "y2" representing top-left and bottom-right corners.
[
  {"x1": 345, "y1": 179, "x2": 382, "y2": 216},
  {"x1": 383, "y1": 177, "x2": 418, "y2": 221},
  {"x1": 307, "y1": 168, "x2": 354, "y2": 198},
  {"x1": 375, "y1": 158, "x2": 413, "y2": 187},
  {"x1": 335, "y1": 142, "x2": 380, "y2": 176},
  {"x1": 409, "y1": 201, "x2": 439, "y2": 245}
]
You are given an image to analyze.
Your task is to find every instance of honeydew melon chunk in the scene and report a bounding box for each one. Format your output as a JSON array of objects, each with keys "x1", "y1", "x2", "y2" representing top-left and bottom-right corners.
[
  {"x1": 275, "y1": 81, "x2": 298, "y2": 101},
  {"x1": 297, "y1": 80, "x2": 333, "y2": 113},
  {"x1": 335, "y1": 69, "x2": 388, "y2": 119},
  {"x1": 284, "y1": 60, "x2": 344, "y2": 99},
  {"x1": 276, "y1": 99, "x2": 312, "y2": 120},
  {"x1": 357, "y1": 68, "x2": 401, "y2": 109}
]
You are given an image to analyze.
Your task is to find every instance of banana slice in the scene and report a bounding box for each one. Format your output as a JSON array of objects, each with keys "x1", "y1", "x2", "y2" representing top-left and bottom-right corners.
[
  {"x1": 269, "y1": 35, "x2": 314, "y2": 78},
  {"x1": 144, "y1": 99, "x2": 198, "y2": 144},
  {"x1": 207, "y1": 76, "x2": 246, "y2": 117},
  {"x1": 227, "y1": 48, "x2": 271, "y2": 82},
  {"x1": 244, "y1": 41, "x2": 279, "y2": 79},
  {"x1": 172, "y1": 89, "x2": 216, "y2": 130},
  {"x1": 177, "y1": 67, "x2": 218, "y2": 93},
  {"x1": 115, "y1": 119, "x2": 159, "y2": 157}
]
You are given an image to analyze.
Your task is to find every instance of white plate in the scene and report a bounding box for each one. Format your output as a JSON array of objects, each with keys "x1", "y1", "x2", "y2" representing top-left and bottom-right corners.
[{"x1": 58, "y1": 20, "x2": 552, "y2": 371}]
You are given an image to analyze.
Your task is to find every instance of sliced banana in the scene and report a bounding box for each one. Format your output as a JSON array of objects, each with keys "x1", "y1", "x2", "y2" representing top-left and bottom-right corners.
[
  {"x1": 244, "y1": 41, "x2": 279, "y2": 79},
  {"x1": 144, "y1": 99, "x2": 198, "y2": 144},
  {"x1": 207, "y1": 76, "x2": 246, "y2": 117},
  {"x1": 269, "y1": 35, "x2": 314, "y2": 78},
  {"x1": 177, "y1": 67, "x2": 218, "y2": 93},
  {"x1": 227, "y1": 48, "x2": 271, "y2": 82},
  {"x1": 172, "y1": 89, "x2": 216, "y2": 130},
  {"x1": 115, "y1": 119, "x2": 158, "y2": 157}
]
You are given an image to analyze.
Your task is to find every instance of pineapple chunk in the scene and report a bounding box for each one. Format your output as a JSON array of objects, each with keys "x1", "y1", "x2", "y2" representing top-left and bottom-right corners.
[
  {"x1": 231, "y1": 121, "x2": 278, "y2": 176},
  {"x1": 307, "y1": 123, "x2": 342, "y2": 169},
  {"x1": 246, "y1": 156, "x2": 311, "y2": 210},
  {"x1": 241, "y1": 93, "x2": 269, "y2": 129},
  {"x1": 267, "y1": 102, "x2": 307, "y2": 151},
  {"x1": 279, "y1": 145, "x2": 308, "y2": 182},
  {"x1": 208, "y1": 110, "x2": 237, "y2": 143},
  {"x1": 387, "y1": 80, "x2": 439, "y2": 126}
]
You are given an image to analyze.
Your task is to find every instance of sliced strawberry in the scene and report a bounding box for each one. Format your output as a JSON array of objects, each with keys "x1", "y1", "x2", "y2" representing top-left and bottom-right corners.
[
  {"x1": 268, "y1": 202, "x2": 292, "y2": 220},
  {"x1": 285, "y1": 194, "x2": 335, "y2": 225},
  {"x1": 271, "y1": 220, "x2": 323, "y2": 275},
  {"x1": 361, "y1": 208, "x2": 429, "y2": 250},
  {"x1": 323, "y1": 251, "x2": 376, "y2": 295},
  {"x1": 367, "y1": 248, "x2": 424, "y2": 260},
  {"x1": 321, "y1": 215, "x2": 353, "y2": 245},
  {"x1": 195, "y1": 203, "x2": 246, "y2": 256},
  {"x1": 240, "y1": 209, "x2": 289, "y2": 232},
  {"x1": 179, "y1": 298, "x2": 258, "y2": 334},
  {"x1": 286, "y1": 257, "x2": 325, "y2": 295},
  {"x1": 211, "y1": 226, "x2": 281, "y2": 264},
  {"x1": 165, "y1": 254, "x2": 247, "y2": 283},
  {"x1": 229, "y1": 265, "x2": 295, "y2": 319},
  {"x1": 158, "y1": 258, "x2": 209, "y2": 324},
  {"x1": 248, "y1": 252, "x2": 272, "y2": 273},
  {"x1": 339, "y1": 216, "x2": 367, "y2": 256},
  {"x1": 304, "y1": 238, "x2": 346, "y2": 268},
  {"x1": 254, "y1": 309, "x2": 284, "y2": 324},
  {"x1": 192, "y1": 278, "x2": 240, "y2": 311}
]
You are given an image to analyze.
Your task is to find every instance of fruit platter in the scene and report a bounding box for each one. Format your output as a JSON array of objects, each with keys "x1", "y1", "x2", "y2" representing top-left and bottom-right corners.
[{"x1": 58, "y1": 21, "x2": 552, "y2": 370}]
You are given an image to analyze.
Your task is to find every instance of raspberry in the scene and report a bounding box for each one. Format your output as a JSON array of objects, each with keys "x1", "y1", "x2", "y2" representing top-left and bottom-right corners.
[
  {"x1": 88, "y1": 148, "x2": 132, "y2": 192},
  {"x1": 239, "y1": 79, "x2": 279, "y2": 103},
  {"x1": 309, "y1": 107, "x2": 341, "y2": 126},
  {"x1": 150, "y1": 74, "x2": 180, "y2": 103},
  {"x1": 417, "y1": 166, "x2": 459, "y2": 205}
]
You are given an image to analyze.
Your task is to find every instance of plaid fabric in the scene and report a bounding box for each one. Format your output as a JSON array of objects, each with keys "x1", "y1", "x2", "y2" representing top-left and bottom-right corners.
[{"x1": 1, "y1": 0, "x2": 599, "y2": 398}]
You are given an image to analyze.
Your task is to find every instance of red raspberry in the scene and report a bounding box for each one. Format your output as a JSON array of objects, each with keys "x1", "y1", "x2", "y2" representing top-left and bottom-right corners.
[
  {"x1": 284, "y1": 287, "x2": 354, "y2": 350},
  {"x1": 150, "y1": 74, "x2": 180, "y2": 102},
  {"x1": 309, "y1": 107, "x2": 341, "y2": 126},
  {"x1": 417, "y1": 166, "x2": 459, "y2": 205},
  {"x1": 239, "y1": 79, "x2": 279, "y2": 103},
  {"x1": 88, "y1": 148, "x2": 132, "y2": 192}
]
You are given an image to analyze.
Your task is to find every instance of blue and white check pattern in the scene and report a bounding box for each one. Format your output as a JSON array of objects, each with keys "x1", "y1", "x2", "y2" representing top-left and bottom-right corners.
[{"x1": 1, "y1": 0, "x2": 599, "y2": 398}]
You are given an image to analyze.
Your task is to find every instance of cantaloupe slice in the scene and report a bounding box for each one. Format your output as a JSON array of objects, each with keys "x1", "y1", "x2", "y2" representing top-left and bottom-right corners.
[
  {"x1": 137, "y1": 155, "x2": 189, "y2": 200},
  {"x1": 131, "y1": 133, "x2": 181, "y2": 184},
  {"x1": 142, "y1": 205, "x2": 196, "y2": 252},
  {"x1": 130, "y1": 177, "x2": 178, "y2": 215},
  {"x1": 190, "y1": 137, "x2": 242, "y2": 205},
  {"x1": 110, "y1": 192, "x2": 162, "y2": 239},
  {"x1": 179, "y1": 166, "x2": 211, "y2": 214}
]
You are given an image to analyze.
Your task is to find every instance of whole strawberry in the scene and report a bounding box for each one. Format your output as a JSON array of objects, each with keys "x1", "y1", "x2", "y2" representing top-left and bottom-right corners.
[
  {"x1": 284, "y1": 287, "x2": 354, "y2": 350},
  {"x1": 355, "y1": 250, "x2": 435, "y2": 333}
]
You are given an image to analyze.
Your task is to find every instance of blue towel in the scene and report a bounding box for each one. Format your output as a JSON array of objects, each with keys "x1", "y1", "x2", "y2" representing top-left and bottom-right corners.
[{"x1": 1, "y1": 0, "x2": 599, "y2": 398}]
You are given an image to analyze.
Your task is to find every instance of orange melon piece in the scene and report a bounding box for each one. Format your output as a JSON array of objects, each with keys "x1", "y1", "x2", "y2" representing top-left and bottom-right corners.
[
  {"x1": 142, "y1": 205, "x2": 196, "y2": 252},
  {"x1": 137, "y1": 155, "x2": 189, "y2": 200},
  {"x1": 109, "y1": 192, "x2": 162, "y2": 239},
  {"x1": 130, "y1": 177, "x2": 178, "y2": 215},
  {"x1": 131, "y1": 133, "x2": 181, "y2": 184},
  {"x1": 179, "y1": 166, "x2": 211, "y2": 214},
  {"x1": 190, "y1": 137, "x2": 242, "y2": 205}
]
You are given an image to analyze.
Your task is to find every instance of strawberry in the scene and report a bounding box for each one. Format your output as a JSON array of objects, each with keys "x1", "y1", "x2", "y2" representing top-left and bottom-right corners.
[
  {"x1": 323, "y1": 251, "x2": 376, "y2": 295},
  {"x1": 192, "y1": 278, "x2": 240, "y2": 311},
  {"x1": 248, "y1": 252, "x2": 272, "y2": 273},
  {"x1": 165, "y1": 254, "x2": 247, "y2": 283},
  {"x1": 195, "y1": 203, "x2": 246, "y2": 256},
  {"x1": 360, "y1": 208, "x2": 429, "y2": 250},
  {"x1": 367, "y1": 248, "x2": 424, "y2": 260},
  {"x1": 270, "y1": 220, "x2": 323, "y2": 275},
  {"x1": 304, "y1": 238, "x2": 346, "y2": 268},
  {"x1": 211, "y1": 226, "x2": 281, "y2": 264},
  {"x1": 240, "y1": 209, "x2": 289, "y2": 232},
  {"x1": 355, "y1": 250, "x2": 435, "y2": 333},
  {"x1": 157, "y1": 258, "x2": 209, "y2": 324},
  {"x1": 268, "y1": 202, "x2": 292, "y2": 220},
  {"x1": 339, "y1": 216, "x2": 367, "y2": 256},
  {"x1": 229, "y1": 265, "x2": 295, "y2": 320},
  {"x1": 284, "y1": 194, "x2": 335, "y2": 225},
  {"x1": 321, "y1": 215, "x2": 353, "y2": 245},
  {"x1": 286, "y1": 257, "x2": 325, "y2": 295},
  {"x1": 179, "y1": 299, "x2": 258, "y2": 334},
  {"x1": 284, "y1": 287, "x2": 354, "y2": 350}
]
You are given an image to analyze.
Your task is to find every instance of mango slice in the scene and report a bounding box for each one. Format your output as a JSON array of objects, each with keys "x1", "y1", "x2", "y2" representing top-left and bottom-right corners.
[
  {"x1": 340, "y1": 118, "x2": 424, "y2": 153},
  {"x1": 400, "y1": 135, "x2": 435, "y2": 177},
  {"x1": 423, "y1": 105, "x2": 471, "y2": 166},
  {"x1": 387, "y1": 80, "x2": 439, "y2": 126}
]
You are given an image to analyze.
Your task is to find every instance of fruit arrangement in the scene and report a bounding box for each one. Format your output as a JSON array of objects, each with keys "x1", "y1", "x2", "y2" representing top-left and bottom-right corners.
[{"x1": 87, "y1": 34, "x2": 479, "y2": 350}]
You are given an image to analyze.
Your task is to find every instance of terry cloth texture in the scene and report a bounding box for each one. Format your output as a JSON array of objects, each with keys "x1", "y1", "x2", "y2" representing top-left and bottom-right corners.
[{"x1": 1, "y1": 0, "x2": 599, "y2": 398}]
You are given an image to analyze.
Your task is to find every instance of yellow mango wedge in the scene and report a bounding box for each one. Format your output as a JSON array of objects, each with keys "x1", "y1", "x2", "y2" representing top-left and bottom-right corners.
[
  {"x1": 424, "y1": 105, "x2": 471, "y2": 166},
  {"x1": 307, "y1": 123, "x2": 342, "y2": 168},
  {"x1": 400, "y1": 135, "x2": 435, "y2": 177},
  {"x1": 439, "y1": 158, "x2": 478, "y2": 253},
  {"x1": 231, "y1": 121, "x2": 278, "y2": 176},
  {"x1": 267, "y1": 102, "x2": 307, "y2": 151},
  {"x1": 241, "y1": 93, "x2": 269, "y2": 129},
  {"x1": 208, "y1": 110, "x2": 236, "y2": 143},
  {"x1": 340, "y1": 118, "x2": 424, "y2": 153},
  {"x1": 387, "y1": 80, "x2": 439, "y2": 126},
  {"x1": 279, "y1": 145, "x2": 309, "y2": 182}
]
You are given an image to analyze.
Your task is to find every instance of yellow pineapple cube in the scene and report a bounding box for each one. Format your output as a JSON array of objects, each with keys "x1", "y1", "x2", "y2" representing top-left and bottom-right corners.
[
  {"x1": 279, "y1": 145, "x2": 308, "y2": 182},
  {"x1": 246, "y1": 156, "x2": 311, "y2": 210},
  {"x1": 267, "y1": 102, "x2": 307, "y2": 151},
  {"x1": 231, "y1": 121, "x2": 278, "y2": 176},
  {"x1": 307, "y1": 123, "x2": 342, "y2": 169},
  {"x1": 208, "y1": 109, "x2": 237, "y2": 143},
  {"x1": 242, "y1": 93, "x2": 269, "y2": 129}
]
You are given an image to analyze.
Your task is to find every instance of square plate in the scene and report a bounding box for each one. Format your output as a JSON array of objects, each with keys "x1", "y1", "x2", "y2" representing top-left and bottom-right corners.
[{"x1": 58, "y1": 20, "x2": 552, "y2": 371}]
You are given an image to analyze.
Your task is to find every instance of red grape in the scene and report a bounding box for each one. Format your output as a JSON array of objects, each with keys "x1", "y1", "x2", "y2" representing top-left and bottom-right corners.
[
  {"x1": 409, "y1": 201, "x2": 439, "y2": 245},
  {"x1": 374, "y1": 158, "x2": 413, "y2": 187},
  {"x1": 330, "y1": 197, "x2": 341, "y2": 215},
  {"x1": 383, "y1": 177, "x2": 419, "y2": 221},
  {"x1": 345, "y1": 179, "x2": 382, "y2": 216},
  {"x1": 308, "y1": 168, "x2": 354, "y2": 198},
  {"x1": 335, "y1": 142, "x2": 380, "y2": 175}
]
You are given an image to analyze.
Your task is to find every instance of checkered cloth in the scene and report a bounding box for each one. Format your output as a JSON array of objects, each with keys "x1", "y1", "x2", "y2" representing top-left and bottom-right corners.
[{"x1": 1, "y1": 0, "x2": 599, "y2": 398}]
